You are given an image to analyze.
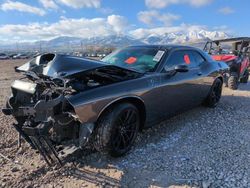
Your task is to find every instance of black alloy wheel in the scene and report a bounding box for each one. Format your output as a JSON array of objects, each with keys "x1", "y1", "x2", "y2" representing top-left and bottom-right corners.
[
  {"x1": 211, "y1": 80, "x2": 222, "y2": 106},
  {"x1": 110, "y1": 107, "x2": 139, "y2": 155},
  {"x1": 94, "y1": 103, "x2": 140, "y2": 157},
  {"x1": 204, "y1": 79, "x2": 223, "y2": 108}
]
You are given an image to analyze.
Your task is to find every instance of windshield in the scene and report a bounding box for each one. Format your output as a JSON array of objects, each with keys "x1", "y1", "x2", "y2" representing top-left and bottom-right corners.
[{"x1": 101, "y1": 47, "x2": 165, "y2": 73}]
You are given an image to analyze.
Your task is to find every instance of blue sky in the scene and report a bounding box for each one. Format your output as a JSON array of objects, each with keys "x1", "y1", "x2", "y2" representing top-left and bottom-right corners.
[{"x1": 0, "y1": 0, "x2": 249, "y2": 42}]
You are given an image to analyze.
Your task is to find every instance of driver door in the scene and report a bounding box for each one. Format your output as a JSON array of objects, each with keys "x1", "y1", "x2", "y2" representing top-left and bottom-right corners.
[{"x1": 159, "y1": 49, "x2": 204, "y2": 117}]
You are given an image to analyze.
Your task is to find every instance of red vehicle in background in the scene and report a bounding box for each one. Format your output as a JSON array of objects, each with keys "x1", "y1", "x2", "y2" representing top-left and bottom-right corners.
[{"x1": 204, "y1": 37, "x2": 250, "y2": 90}]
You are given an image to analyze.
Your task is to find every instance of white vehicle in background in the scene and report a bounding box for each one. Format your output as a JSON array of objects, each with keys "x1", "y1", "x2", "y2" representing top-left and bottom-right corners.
[
  {"x1": 13, "y1": 53, "x2": 29, "y2": 59},
  {"x1": 0, "y1": 53, "x2": 9, "y2": 60}
]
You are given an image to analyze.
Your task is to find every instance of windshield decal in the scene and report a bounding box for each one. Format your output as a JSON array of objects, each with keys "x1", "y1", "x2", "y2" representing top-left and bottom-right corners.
[
  {"x1": 125, "y1": 57, "x2": 137, "y2": 64},
  {"x1": 153, "y1": 50, "x2": 165, "y2": 62},
  {"x1": 184, "y1": 54, "x2": 191, "y2": 64}
]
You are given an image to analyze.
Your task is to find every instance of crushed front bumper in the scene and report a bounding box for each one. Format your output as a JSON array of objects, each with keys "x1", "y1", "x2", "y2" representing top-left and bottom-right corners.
[
  {"x1": 2, "y1": 80, "x2": 94, "y2": 166},
  {"x1": 2, "y1": 92, "x2": 68, "y2": 166}
]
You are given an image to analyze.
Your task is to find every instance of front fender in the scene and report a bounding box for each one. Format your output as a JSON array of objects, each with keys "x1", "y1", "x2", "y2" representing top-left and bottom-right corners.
[
  {"x1": 96, "y1": 95, "x2": 145, "y2": 122},
  {"x1": 67, "y1": 94, "x2": 144, "y2": 124}
]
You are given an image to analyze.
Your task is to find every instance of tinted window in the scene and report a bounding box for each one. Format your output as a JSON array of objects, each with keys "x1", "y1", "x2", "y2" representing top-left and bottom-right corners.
[
  {"x1": 202, "y1": 51, "x2": 215, "y2": 62},
  {"x1": 191, "y1": 51, "x2": 206, "y2": 66},
  {"x1": 166, "y1": 50, "x2": 196, "y2": 69}
]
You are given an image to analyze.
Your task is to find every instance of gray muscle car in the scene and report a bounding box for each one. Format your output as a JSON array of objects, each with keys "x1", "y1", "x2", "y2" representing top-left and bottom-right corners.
[{"x1": 2, "y1": 45, "x2": 229, "y2": 165}]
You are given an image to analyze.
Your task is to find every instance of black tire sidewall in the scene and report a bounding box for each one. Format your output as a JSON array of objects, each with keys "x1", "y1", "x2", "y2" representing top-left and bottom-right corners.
[
  {"x1": 109, "y1": 104, "x2": 140, "y2": 156},
  {"x1": 205, "y1": 79, "x2": 223, "y2": 108},
  {"x1": 95, "y1": 103, "x2": 140, "y2": 157}
]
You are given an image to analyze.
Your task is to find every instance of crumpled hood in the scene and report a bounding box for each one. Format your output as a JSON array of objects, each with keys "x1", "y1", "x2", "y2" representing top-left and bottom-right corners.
[
  {"x1": 16, "y1": 53, "x2": 134, "y2": 78},
  {"x1": 212, "y1": 54, "x2": 237, "y2": 62}
]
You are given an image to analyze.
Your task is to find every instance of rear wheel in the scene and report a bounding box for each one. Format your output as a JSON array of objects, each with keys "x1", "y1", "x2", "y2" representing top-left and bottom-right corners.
[
  {"x1": 240, "y1": 70, "x2": 249, "y2": 83},
  {"x1": 204, "y1": 79, "x2": 223, "y2": 108},
  {"x1": 228, "y1": 72, "x2": 239, "y2": 90},
  {"x1": 94, "y1": 103, "x2": 140, "y2": 157}
]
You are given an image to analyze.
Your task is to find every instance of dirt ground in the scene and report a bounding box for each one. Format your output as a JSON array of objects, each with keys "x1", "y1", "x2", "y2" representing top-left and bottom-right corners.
[{"x1": 0, "y1": 59, "x2": 250, "y2": 188}]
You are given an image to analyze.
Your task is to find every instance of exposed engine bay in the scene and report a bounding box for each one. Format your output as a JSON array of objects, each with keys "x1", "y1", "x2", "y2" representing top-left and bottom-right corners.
[{"x1": 2, "y1": 53, "x2": 141, "y2": 165}]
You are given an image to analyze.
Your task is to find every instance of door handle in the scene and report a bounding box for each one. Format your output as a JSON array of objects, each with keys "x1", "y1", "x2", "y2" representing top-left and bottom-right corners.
[{"x1": 197, "y1": 72, "x2": 202, "y2": 76}]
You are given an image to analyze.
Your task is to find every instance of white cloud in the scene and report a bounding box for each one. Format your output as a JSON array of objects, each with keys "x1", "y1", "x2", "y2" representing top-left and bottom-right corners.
[
  {"x1": 129, "y1": 24, "x2": 208, "y2": 39},
  {"x1": 39, "y1": 0, "x2": 58, "y2": 9},
  {"x1": 145, "y1": 0, "x2": 213, "y2": 9},
  {"x1": 0, "y1": 16, "x2": 229, "y2": 43},
  {"x1": 218, "y1": 7, "x2": 235, "y2": 15},
  {"x1": 57, "y1": 0, "x2": 101, "y2": 9},
  {"x1": 137, "y1": 10, "x2": 180, "y2": 26},
  {"x1": 0, "y1": 15, "x2": 129, "y2": 41},
  {"x1": 1, "y1": 1, "x2": 46, "y2": 16},
  {"x1": 107, "y1": 15, "x2": 128, "y2": 34}
]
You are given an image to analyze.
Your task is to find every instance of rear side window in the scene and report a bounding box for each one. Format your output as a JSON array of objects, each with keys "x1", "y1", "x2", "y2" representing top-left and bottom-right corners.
[
  {"x1": 166, "y1": 50, "x2": 196, "y2": 69},
  {"x1": 191, "y1": 51, "x2": 206, "y2": 66},
  {"x1": 202, "y1": 51, "x2": 215, "y2": 62}
]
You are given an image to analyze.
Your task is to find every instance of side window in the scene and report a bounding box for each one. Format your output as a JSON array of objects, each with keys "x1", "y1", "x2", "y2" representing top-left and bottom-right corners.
[
  {"x1": 191, "y1": 51, "x2": 206, "y2": 66},
  {"x1": 166, "y1": 50, "x2": 195, "y2": 69}
]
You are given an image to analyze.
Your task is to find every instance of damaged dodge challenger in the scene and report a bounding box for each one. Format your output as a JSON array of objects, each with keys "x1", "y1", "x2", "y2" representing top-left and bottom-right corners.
[{"x1": 2, "y1": 45, "x2": 229, "y2": 165}]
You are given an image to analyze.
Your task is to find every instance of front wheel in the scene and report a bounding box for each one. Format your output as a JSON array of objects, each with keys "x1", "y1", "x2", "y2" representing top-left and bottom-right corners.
[
  {"x1": 204, "y1": 79, "x2": 223, "y2": 108},
  {"x1": 94, "y1": 103, "x2": 140, "y2": 157}
]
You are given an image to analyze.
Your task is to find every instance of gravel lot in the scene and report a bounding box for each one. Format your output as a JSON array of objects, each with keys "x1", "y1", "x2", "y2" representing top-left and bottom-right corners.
[{"x1": 0, "y1": 59, "x2": 250, "y2": 188}]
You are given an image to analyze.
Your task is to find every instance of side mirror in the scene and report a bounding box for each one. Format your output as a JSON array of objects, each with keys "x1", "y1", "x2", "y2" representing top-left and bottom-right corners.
[
  {"x1": 164, "y1": 64, "x2": 189, "y2": 73},
  {"x1": 174, "y1": 65, "x2": 189, "y2": 72}
]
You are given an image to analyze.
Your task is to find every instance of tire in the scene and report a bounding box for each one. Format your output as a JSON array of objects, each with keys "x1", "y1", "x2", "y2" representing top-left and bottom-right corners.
[
  {"x1": 228, "y1": 72, "x2": 239, "y2": 90},
  {"x1": 240, "y1": 70, "x2": 249, "y2": 83},
  {"x1": 204, "y1": 79, "x2": 223, "y2": 108},
  {"x1": 94, "y1": 103, "x2": 140, "y2": 157}
]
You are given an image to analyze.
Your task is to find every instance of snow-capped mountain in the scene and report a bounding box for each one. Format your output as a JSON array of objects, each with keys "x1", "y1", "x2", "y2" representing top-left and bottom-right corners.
[
  {"x1": 31, "y1": 35, "x2": 144, "y2": 49},
  {"x1": 141, "y1": 30, "x2": 230, "y2": 45},
  {"x1": 46, "y1": 36, "x2": 82, "y2": 47},
  {"x1": 80, "y1": 35, "x2": 145, "y2": 46},
  {"x1": 44, "y1": 30, "x2": 230, "y2": 48},
  {"x1": 0, "y1": 30, "x2": 231, "y2": 50}
]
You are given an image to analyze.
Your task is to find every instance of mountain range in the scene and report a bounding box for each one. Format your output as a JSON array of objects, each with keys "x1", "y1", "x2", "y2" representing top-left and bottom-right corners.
[
  {"x1": 140, "y1": 30, "x2": 229, "y2": 44},
  {"x1": 0, "y1": 30, "x2": 231, "y2": 51}
]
